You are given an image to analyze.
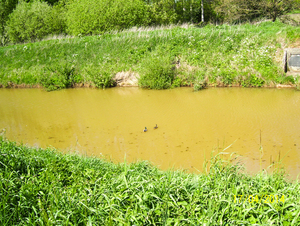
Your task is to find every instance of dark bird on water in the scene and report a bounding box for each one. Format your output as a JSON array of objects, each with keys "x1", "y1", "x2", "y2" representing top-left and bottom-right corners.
[
  {"x1": 143, "y1": 127, "x2": 147, "y2": 132},
  {"x1": 154, "y1": 124, "x2": 158, "y2": 129}
]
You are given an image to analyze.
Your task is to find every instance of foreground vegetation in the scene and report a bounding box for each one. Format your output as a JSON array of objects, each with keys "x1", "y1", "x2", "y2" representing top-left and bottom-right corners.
[
  {"x1": 1, "y1": 137, "x2": 300, "y2": 225},
  {"x1": 0, "y1": 21, "x2": 300, "y2": 91}
]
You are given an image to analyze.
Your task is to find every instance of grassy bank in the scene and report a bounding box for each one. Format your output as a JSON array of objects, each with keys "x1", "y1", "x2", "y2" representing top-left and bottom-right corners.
[
  {"x1": 0, "y1": 21, "x2": 300, "y2": 91},
  {"x1": 1, "y1": 137, "x2": 300, "y2": 225}
]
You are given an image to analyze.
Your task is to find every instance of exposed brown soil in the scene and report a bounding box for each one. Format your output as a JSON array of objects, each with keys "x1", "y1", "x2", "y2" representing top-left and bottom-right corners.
[{"x1": 113, "y1": 71, "x2": 139, "y2": 87}]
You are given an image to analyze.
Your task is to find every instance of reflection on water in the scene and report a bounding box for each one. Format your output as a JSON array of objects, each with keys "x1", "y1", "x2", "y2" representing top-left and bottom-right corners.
[{"x1": 0, "y1": 87, "x2": 300, "y2": 179}]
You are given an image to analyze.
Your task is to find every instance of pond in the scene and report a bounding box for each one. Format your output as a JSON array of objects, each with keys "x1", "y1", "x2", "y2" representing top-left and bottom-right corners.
[{"x1": 1, "y1": 87, "x2": 300, "y2": 179}]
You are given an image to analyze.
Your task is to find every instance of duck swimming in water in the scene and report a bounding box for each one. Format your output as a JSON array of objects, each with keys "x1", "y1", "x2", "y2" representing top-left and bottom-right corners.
[
  {"x1": 143, "y1": 127, "x2": 147, "y2": 132},
  {"x1": 154, "y1": 124, "x2": 158, "y2": 129}
]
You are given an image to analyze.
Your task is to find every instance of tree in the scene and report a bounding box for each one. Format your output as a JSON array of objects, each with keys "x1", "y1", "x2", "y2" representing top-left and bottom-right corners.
[
  {"x1": 6, "y1": 0, "x2": 65, "y2": 43},
  {"x1": 66, "y1": 0, "x2": 149, "y2": 35},
  {"x1": 261, "y1": 0, "x2": 297, "y2": 22},
  {"x1": 214, "y1": 0, "x2": 298, "y2": 23},
  {"x1": 214, "y1": 0, "x2": 263, "y2": 23},
  {"x1": 201, "y1": 0, "x2": 204, "y2": 22},
  {"x1": 146, "y1": 0, "x2": 177, "y2": 25},
  {"x1": 0, "y1": 0, "x2": 18, "y2": 44}
]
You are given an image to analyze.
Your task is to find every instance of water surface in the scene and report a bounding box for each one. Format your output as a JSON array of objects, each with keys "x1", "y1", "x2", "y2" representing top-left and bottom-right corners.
[{"x1": 1, "y1": 87, "x2": 300, "y2": 178}]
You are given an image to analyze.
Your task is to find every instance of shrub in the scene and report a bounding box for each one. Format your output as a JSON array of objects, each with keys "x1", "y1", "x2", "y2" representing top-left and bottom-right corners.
[
  {"x1": 41, "y1": 63, "x2": 80, "y2": 91},
  {"x1": 241, "y1": 74, "x2": 265, "y2": 87},
  {"x1": 139, "y1": 57, "x2": 176, "y2": 89},
  {"x1": 171, "y1": 77, "x2": 182, "y2": 88},
  {"x1": 193, "y1": 77, "x2": 207, "y2": 91},
  {"x1": 6, "y1": 0, "x2": 65, "y2": 43},
  {"x1": 107, "y1": 0, "x2": 150, "y2": 30},
  {"x1": 0, "y1": 33, "x2": 9, "y2": 46},
  {"x1": 65, "y1": 0, "x2": 149, "y2": 36},
  {"x1": 92, "y1": 72, "x2": 116, "y2": 89},
  {"x1": 49, "y1": 3, "x2": 66, "y2": 34},
  {"x1": 147, "y1": 0, "x2": 177, "y2": 25},
  {"x1": 0, "y1": 0, "x2": 18, "y2": 45},
  {"x1": 86, "y1": 67, "x2": 116, "y2": 89}
]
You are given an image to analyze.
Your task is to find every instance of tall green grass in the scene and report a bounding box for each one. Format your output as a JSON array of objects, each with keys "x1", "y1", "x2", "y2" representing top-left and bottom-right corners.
[
  {"x1": 1, "y1": 137, "x2": 300, "y2": 225},
  {"x1": 0, "y1": 21, "x2": 300, "y2": 90}
]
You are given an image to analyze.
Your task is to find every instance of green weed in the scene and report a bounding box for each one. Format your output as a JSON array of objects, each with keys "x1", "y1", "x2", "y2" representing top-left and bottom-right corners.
[
  {"x1": 193, "y1": 77, "x2": 207, "y2": 91},
  {"x1": 92, "y1": 72, "x2": 116, "y2": 89},
  {"x1": 41, "y1": 63, "x2": 80, "y2": 91},
  {"x1": 241, "y1": 74, "x2": 265, "y2": 87},
  {"x1": 1, "y1": 137, "x2": 300, "y2": 225},
  {"x1": 139, "y1": 57, "x2": 176, "y2": 89},
  {"x1": 85, "y1": 66, "x2": 116, "y2": 89},
  {"x1": 1, "y1": 22, "x2": 300, "y2": 90}
]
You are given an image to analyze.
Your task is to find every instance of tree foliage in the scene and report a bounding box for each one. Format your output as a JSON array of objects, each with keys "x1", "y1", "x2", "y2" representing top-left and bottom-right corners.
[
  {"x1": 147, "y1": 0, "x2": 177, "y2": 25},
  {"x1": 0, "y1": 0, "x2": 17, "y2": 31},
  {"x1": 215, "y1": 0, "x2": 298, "y2": 23},
  {"x1": 262, "y1": 0, "x2": 296, "y2": 22},
  {"x1": 65, "y1": 0, "x2": 149, "y2": 35},
  {"x1": 0, "y1": 0, "x2": 18, "y2": 44},
  {"x1": 0, "y1": 0, "x2": 298, "y2": 44},
  {"x1": 6, "y1": 0, "x2": 65, "y2": 43}
]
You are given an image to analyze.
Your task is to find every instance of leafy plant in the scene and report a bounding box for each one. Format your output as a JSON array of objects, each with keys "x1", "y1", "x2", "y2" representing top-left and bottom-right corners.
[
  {"x1": 171, "y1": 77, "x2": 182, "y2": 88},
  {"x1": 294, "y1": 76, "x2": 300, "y2": 91},
  {"x1": 146, "y1": 0, "x2": 177, "y2": 25},
  {"x1": 65, "y1": 0, "x2": 149, "y2": 36},
  {"x1": 222, "y1": 74, "x2": 234, "y2": 86},
  {"x1": 92, "y1": 72, "x2": 116, "y2": 89},
  {"x1": 1, "y1": 137, "x2": 300, "y2": 225},
  {"x1": 139, "y1": 57, "x2": 176, "y2": 89},
  {"x1": 86, "y1": 67, "x2": 116, "y2": 89},
  {"x1": 241, "y1": 74, "x2": 265, "y2": 87},
  {"x1": 41, "y1": 63, "x2": 79, "y2": 91},
  {"x1": 0, "y1": 0, "x2": 18, "y2": 45},
  {"x1": 6, "y1": 0, "x2": 64, "y2": 43},
  {"x1": 193, "y1": 78, "x2": 207, "y2": 91},
  {"x1": 193, "y1": 72, "x2": 207, "y2": 91}
]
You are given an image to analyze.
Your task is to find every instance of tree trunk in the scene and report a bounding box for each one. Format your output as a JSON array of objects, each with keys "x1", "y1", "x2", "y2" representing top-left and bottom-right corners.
[
  {"x1": 201, "y1": 0, "x2": 204, "y2": 22},
  {"x1": 190, "y1": 0, "x2": 193, "y2": 22},
  {"x1": 272, "y1": 7, "x2": 277, "y2": 22},
  {"x1": 173, "y1": 0, "x2": 176, "y2": 12}
]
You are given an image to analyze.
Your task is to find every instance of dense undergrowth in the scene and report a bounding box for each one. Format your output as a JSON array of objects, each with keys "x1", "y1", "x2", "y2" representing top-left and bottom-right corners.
[
  {"x1": 1, "y1": 137, "x2": 300, "y2": 225},
  {"x1": 0, "y1": 21, "x2": 300, "y2": 91}
]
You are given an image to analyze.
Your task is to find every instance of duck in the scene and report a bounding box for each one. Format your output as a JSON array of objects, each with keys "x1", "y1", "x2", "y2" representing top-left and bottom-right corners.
[
  {"x1": 154, "y1": 124, "x2": 158, "y2": 129},
  {"x1": 143, "y1": 127, "x2": 147, "y2": 132}
]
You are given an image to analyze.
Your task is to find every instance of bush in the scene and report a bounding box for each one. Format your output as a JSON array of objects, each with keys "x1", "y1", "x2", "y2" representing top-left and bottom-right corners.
[
  {"x1": 41, "y1": 63, "x2": 80, "y2": 91},
  {"x1": 147, "y1": 0, "x2": 177, "y2": 25},
  {"x1": 0, "y1": 33, "x2": 9, "y2": 46},
  {"x1": 241, "y1": 74, "x2": 265, "y2": 87},
  {"x1": 0, "y1": 0, "x2": 18, "y2": 45},
  {"x1": 86, "y1": 66, "x2": 116, "y2": 89},
  {"x1": 193, "y1": 77, "x2": 207, "y2": 91},
  {"x1": 6, "y1": 0, "x2": 65, "y2": 43},
  {"x1": 49, "y1": 2, "x2": 66, "y2": 34},
  {"x1": 93, "y1": 73, "x2": 116, "y2": 89},
  {"x1": 65, "y1": 0, "x2": 149, "y2": 36},
  {"x1": 139, "y1": 57, "x2": 176, "y2": 89}
]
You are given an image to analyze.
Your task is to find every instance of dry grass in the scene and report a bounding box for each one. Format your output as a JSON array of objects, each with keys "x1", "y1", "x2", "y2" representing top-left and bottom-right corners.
[{"x1": 113, "y1": 71, "x2": 139, "y2": 86}]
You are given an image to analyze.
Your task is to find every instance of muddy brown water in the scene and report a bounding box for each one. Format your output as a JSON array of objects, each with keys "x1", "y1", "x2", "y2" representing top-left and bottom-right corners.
[{"x1": 1, "y1": 87, "x2": 300, "y2": 179}]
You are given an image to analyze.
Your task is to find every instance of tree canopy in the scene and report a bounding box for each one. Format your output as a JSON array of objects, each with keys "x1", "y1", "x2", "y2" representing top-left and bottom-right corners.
[{"x1": 0, "y1": 0, "x2": 299, "y2": 44}]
